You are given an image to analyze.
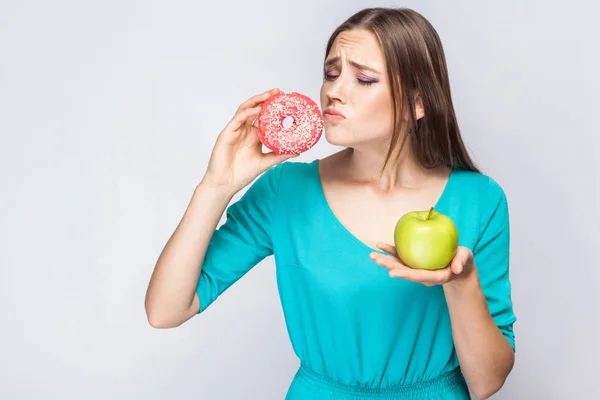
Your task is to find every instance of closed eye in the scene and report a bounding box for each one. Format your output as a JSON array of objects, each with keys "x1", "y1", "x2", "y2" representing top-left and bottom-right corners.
[{"x1": 325, "y1": 73, "x2": 377, "y2": 86}]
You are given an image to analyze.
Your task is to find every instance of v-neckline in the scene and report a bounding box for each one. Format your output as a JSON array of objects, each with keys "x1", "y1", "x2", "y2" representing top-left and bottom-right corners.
[{"x1": 311, "y1": 159, "x2": 455, "y2": 254}]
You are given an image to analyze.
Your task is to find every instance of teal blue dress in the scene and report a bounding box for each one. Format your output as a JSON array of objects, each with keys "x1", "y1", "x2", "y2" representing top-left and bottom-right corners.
[{"x1": 196, "y1": 160, "x2": 516, "y2": 399}]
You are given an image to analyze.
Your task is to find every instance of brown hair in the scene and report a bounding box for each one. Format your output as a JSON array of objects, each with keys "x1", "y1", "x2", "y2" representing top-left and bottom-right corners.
[{"x1": 324, "y1": 7, "x2": 480, "y2": 173}]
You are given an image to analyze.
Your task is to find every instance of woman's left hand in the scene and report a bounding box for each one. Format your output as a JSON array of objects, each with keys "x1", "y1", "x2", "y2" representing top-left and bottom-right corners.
[{"x1": 370, "y1": 244, "x2": 475, "y2": 286}]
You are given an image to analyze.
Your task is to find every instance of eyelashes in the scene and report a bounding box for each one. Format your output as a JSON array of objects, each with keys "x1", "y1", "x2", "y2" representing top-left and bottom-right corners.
[
  {"x1": 358, "y1": 78, "x2": 377, "y2": 86},
  {"x1": 324, "y1": 72, "x2": 377, "y2": 86}
]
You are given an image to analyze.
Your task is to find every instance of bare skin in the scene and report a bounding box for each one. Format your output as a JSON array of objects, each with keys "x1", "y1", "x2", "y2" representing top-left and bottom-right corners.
[
  {"x1": 319, "y1": 28, "x2": 451, "y2": 251},
  {"x1": 145, "y1": 27, "x2": 513, "y2": 399},
  {"x1": 318, "y1": 149, "x2": 451, "y2": 251},
  {"x1": 319, "y1": 29, "x2": 513, "y2": 399},
  {"x1": 144, "y1": 88, "x2": 297, "y2": 328}
]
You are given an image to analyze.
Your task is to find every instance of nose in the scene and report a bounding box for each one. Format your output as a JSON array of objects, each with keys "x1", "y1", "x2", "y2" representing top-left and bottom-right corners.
[{"x1": 324, "y1": 75, "x2": 347, "y2": 105}]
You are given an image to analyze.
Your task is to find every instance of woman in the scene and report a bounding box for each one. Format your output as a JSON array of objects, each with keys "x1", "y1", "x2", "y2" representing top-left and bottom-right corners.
[{"x1": 145, "y1": 7, "x2": 516, "y2": 400}]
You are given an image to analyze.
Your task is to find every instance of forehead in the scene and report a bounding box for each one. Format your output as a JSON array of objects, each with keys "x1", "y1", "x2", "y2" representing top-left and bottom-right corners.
[{"x1": 327, "y1": 29, "x2": 385, "y2": 67}]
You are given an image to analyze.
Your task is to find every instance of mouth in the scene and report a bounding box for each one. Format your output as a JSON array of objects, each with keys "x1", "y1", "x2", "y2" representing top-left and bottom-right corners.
[{"x1": 323, "y1": 108, "x2": 346, "y2": 120}]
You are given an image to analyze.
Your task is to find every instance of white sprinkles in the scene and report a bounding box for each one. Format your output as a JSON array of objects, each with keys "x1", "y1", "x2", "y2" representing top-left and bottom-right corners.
[{"x1": 258, "y1": 92, "x2": 324, "y2": 154}]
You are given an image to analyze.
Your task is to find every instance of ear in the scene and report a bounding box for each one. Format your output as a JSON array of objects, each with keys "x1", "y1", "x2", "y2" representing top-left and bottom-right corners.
[{"x1": 413, "y1": 92, "x2": 425, "y2": 120}]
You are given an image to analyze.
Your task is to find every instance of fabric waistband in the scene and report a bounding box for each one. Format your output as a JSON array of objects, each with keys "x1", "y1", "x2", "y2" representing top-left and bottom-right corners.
[{"x1": 295, "y1": 365, "x2": 467, "y2": 399}]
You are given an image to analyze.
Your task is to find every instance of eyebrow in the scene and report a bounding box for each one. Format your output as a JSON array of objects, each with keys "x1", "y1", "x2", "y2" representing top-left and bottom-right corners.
[{"x1": 324, "y1": 56, "x2": 381, "y2": 74}]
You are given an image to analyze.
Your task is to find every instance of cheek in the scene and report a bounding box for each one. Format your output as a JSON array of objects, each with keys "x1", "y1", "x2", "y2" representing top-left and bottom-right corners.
[{"x1": 356, "y1": 87, "x2": 394, "y2": 128}]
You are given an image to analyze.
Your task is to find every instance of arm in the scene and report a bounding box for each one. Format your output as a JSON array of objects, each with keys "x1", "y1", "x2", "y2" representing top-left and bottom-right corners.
[
  {"x1": 443, "y1": 177, "x2": 516, "y2": 399},
  {"x1": 443, "y1": 269, "x2": 514, "y2": 399},
  {"x1": 144, "y1": 88, "x2": 295, "y2": 329},
  {"x1": 144, "y1": 180, "x2": 235, "y2": 328},
  {"x1": 369, "y1": 177, "x2": 517, "y2": 397}
]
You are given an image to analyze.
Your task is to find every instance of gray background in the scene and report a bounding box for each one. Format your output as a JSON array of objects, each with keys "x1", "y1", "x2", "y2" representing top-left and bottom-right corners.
[{"x1": 1, "y1": 0, "x2": 598, "y2": 399}]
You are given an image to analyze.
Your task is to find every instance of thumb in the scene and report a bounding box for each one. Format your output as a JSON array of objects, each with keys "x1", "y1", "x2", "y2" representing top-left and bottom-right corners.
[
  {"x1": 450, "y1": 247, "x2": 472, "y2": 275},
  {"x1": 450, "y1": 249, "x2": 465, "y2": 275},
  {"x1": 451, "y1": 259, "x2": 463, "y2": 275}
]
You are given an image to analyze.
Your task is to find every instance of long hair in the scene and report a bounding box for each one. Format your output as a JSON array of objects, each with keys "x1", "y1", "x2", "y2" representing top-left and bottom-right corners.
[{"x1": 324, "y1": 7, "x2": 480, "y2": 173}]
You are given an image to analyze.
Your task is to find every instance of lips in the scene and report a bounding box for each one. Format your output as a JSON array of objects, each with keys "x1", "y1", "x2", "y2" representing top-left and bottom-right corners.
[{"x1": 324, "y1": 108, "x2": 345, "y2": 118}]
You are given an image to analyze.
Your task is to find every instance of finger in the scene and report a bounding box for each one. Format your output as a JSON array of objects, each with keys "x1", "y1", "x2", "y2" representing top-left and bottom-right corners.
[
  {"x1": 376, "y1": 243, "x2": 399, "y2": 258},
  {"x1": 449, "y1": 250, "x2": 463, "y2": 274},
  {"x1": 369, "y1": 252, "x2": 403, "y2": 271},
  {"x1": 229, "y1": 104, "x2": 262, "y2": 129},
  {"x1": 390, "y1": 267, "x2": 453, "y2": 285},
  {"x1": 450, "y1": 259, "x2": 463, "y2": 275},
  {"x1": 370, "y1": 252, "x2": 452, "y2": 284},
  {"x1": 250, "y1": 114, "x2": 260, "y2": 129},
  {"x1": 450, "y1": 247, "x2": 471, "y2": 275},
  {"x1": 238, "y1": 88, "x2": 280, "y2": 112}
]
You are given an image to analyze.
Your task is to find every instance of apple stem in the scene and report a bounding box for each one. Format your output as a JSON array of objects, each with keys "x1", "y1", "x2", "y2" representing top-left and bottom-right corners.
[{"x1": 426, "y1": 206, "x2": 434, "y2": 220}]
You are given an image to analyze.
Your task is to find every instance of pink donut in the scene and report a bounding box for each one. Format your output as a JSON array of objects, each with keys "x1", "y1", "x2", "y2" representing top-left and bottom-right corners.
[{"x1": 257, "y1": 91, "x2": 324, "y2": 155}]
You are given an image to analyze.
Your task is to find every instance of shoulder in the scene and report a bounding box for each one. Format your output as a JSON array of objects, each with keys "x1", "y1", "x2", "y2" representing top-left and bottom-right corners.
[
  {"x1": 278, "y1": 158, "x2": 318, "y2": 178},
  {"x1": 240, "y1": 159, "x2": 319, "y2": 211},
  {"x1": 243, "y1": 158, "x2": 315, "y2": 193},
  {"x1": 274, "y1": 158, "x2": 319, "y2": 193},
  {"x1": 448, "y1": 169, "x2": 510, "y2": 239},
  {"x1": 451, "y1": 168, "x2": 508, "y2": 208}
]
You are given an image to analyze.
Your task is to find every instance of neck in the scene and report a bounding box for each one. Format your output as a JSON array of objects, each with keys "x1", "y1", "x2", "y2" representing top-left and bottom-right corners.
[{"x1": 340, "y1": 139, "x2": 441, "y2": 192}]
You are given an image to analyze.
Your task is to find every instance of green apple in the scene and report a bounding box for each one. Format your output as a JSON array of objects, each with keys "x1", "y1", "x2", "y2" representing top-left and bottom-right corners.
[{"x1": 393, "y1": 206, "x2": 458, "y2": 270}]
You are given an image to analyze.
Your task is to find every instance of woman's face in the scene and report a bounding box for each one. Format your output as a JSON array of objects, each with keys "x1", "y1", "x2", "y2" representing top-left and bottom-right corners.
[{"x1": 320, "y1": 29, "x2": 395, "y2": 149}]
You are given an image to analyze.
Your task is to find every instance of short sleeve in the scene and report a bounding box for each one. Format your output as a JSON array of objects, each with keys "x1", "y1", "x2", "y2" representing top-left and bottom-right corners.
[
  {"x1": 473, "y1": 177, "x2": 517, "y2": 351},
  {"x1": 196, "y1": 164, "x2": 283, "y2": 313}
]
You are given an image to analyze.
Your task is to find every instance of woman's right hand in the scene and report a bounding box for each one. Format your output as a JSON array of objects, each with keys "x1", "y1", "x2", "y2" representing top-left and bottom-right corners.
[{"x1": 202, "y1": 88, "x2": 298, "y2": 195}]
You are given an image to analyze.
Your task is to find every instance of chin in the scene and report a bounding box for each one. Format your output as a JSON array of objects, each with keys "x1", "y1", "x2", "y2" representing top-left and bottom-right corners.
[
  {"x1": 324, "y1": 126, "x2": 354, "y2": 148},
  {"x1": 325, "y1": 126, "x2": 385, "y2": 151}
]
